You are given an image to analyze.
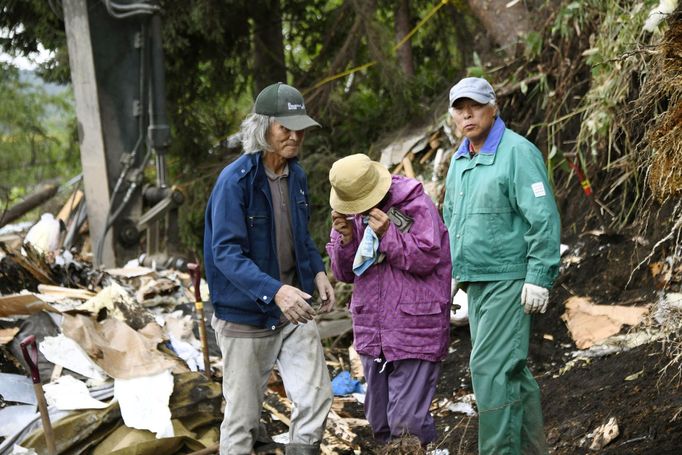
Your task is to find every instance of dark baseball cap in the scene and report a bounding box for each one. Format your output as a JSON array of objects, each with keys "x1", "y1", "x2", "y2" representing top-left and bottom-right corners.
[{"x1": 254, "y1": 82, "x2": 320, "y2": 131}]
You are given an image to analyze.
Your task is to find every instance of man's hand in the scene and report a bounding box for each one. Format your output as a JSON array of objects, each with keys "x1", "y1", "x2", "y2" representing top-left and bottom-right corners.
[
  {"x1": 315, "y1": 271, "x2": 336, "y2": 313},
  {"x1": 521, "y1": 283, "x2": 549, "y2": 314},
  {"x1": 331, "y1": 211, "x2": 353, "y2": 245},
  {"x1": 367, "y1": 208, "x2": 390, "y2": 237},
  {"x1": 274, "y1": 285, "x2": 315, "y2": 324}
]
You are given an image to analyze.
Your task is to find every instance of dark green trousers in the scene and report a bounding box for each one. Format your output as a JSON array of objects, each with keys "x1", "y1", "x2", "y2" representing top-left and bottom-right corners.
[{"x1": 467, "y1": 280, "x2": 548, "y2": 455}]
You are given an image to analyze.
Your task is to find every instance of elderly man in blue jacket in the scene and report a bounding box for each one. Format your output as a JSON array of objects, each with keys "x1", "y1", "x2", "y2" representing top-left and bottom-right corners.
[{"x1": 204, "y1": 82, "x2": 335, "y2": 455}]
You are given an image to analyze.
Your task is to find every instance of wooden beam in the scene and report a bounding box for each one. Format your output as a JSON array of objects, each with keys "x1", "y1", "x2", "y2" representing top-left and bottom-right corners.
[
  {"x1": 62, "y1": 0, "x2": 115, "y2": 266},
  {"x1": 0, "y1": 183, "x2": 59, "y2": 228}
]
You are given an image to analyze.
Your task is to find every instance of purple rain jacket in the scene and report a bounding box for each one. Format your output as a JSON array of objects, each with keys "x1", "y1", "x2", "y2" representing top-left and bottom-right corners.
[{"x1": 326, "y1": 176, "x2": 452, "y2": 362}]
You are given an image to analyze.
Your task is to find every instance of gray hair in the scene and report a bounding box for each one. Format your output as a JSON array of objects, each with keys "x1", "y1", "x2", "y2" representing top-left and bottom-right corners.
[{"x1": 240, "y1": 113, "x2": 274, "y2": 154}]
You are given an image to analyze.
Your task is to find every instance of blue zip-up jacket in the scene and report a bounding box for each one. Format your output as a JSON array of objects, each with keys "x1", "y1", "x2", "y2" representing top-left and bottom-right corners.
[{"x1": 203, "y1": 152, "x2": 326, "y2": 330}]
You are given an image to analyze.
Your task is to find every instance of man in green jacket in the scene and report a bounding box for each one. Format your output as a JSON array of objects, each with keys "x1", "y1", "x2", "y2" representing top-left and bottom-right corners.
[{"x1": 443, "y1": 77, "x2": 561, "y2": 454}]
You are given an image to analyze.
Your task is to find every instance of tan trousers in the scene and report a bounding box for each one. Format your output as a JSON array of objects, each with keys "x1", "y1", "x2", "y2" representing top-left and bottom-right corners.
[{"x1": 215, "y1": 321, "x2": 332, "y2": 454}]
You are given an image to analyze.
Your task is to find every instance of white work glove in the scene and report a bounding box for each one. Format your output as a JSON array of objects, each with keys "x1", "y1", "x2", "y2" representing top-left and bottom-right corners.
[{"x1": 521, "y1": 283, "x2": 549, "y2": 314}]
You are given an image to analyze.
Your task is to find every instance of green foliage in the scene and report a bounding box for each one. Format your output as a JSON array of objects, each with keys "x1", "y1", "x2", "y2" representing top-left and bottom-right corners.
[
  {"x1": 540, "y1": 0, "x2": 665, "y2": 226},
  {"x1": 1, "y1": 0, "x2": 479, "y2": 255},
  {"x1": 524, "y1": 31, "x2": 543, "y2": 61},
  {"x1": 0, "y1": 63, "x2": 78, "y2": 204}
]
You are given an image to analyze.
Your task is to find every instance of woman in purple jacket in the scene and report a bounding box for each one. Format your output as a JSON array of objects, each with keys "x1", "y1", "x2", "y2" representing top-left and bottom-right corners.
[{"x1": 326, "y1": 153, "x2": 451, "y2": 446}]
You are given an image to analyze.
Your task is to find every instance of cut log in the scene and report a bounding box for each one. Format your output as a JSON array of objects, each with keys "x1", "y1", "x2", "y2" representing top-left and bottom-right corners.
[{"x1": 0, "y1": 183, "x2": 59, "y2": 228}]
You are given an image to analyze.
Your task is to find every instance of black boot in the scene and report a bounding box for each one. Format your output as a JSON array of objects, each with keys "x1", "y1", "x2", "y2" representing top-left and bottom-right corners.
[{"x1": 284, "y1": 443, "x2": 320, "y2": 455}]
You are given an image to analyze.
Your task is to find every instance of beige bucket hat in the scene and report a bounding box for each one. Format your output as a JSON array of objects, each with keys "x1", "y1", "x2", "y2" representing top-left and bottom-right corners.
[{"x1": 329, "y1": 154, "x2": 392, "y2": 215}]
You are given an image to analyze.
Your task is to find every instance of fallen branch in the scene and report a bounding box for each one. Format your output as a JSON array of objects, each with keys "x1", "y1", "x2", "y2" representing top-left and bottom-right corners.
[
  {"x1": 495, "y1": 74, "x2": 544, "y2": 98},
  {"x1": 0, "y1": 183, "x2": 59, "y2": 228}
]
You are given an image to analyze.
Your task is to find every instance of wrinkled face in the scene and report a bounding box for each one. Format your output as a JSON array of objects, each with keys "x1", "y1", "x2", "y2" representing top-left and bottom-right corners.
[
  {"x1": 267, "y1": 121, "x2": 305, "y2": 159},
  {"x1": 450, "y1": 98, "x2": 497, "y2": 146}
]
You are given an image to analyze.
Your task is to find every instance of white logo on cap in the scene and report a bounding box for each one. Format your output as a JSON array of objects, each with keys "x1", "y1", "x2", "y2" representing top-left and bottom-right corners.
[{"x1": 288, "y1": 102, "x2": 305, "y2": 110}]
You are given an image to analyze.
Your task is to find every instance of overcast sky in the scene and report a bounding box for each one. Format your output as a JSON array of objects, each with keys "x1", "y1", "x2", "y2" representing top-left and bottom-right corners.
[{"x1": 0, "y1": 26, "x2": 53, "y2": 71}]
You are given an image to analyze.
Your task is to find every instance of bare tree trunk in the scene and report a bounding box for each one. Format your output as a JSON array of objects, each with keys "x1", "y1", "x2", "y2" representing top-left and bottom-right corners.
[
  {"x1": 394, "y1": 0, "x2": 414, "y2": 77},
  {"x1": 466, "y1": 0, "x2": 531, "y2": 56},
  {"x1": 251, "y1": 0, "x2": 287, "y2": 94}
]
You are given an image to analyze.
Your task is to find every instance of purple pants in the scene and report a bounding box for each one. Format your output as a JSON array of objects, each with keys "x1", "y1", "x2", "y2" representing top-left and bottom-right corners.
[{"x1": 360, "y1": 354, "x2": 441, "y2": 445}]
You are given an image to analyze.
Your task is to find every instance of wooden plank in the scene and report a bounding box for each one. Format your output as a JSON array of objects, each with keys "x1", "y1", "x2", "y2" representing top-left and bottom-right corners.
[
  {"x1": 1, "y1": 244, "x2": 55, "y2": 285},
  {"x1": 0, "y1": 294, "x2": 60, "y2": 317},
  {"x1": 419, "y1": 147, "x2": 436, "y2": 165},
  {"x1": 37, "y1": 284, "x2": 96, "y2": 300},
  {"x1": 62, "y1": 0, "x2": 115, "y2": 266},
  {"x1": 402, "y1": 153, "x2": 415, "y2": 178},
  {"x1": 57, "y1": 190, "x2": 84, "y2": 223}
]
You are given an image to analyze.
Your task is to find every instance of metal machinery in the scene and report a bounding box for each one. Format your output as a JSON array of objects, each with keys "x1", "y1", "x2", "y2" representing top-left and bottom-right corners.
[{"x1": 62, "y1": 0, "x2": 185, "y2": 268}]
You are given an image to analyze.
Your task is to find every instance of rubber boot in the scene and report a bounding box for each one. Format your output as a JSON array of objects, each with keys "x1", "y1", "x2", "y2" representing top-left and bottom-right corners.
[{"x1": 284, "y1": 443, "x2": 320, "y2": 455}]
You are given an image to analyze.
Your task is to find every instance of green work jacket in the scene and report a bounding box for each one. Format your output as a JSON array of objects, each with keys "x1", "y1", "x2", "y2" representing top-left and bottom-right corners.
[{"x1": 443, "y1": 117, "x2": 560, "y2": 289}]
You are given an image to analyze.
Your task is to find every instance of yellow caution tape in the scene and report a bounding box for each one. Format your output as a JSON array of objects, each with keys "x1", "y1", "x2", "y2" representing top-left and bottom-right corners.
[{"x1": 308, "y1": 0, "x2": 450, "y2": 91}]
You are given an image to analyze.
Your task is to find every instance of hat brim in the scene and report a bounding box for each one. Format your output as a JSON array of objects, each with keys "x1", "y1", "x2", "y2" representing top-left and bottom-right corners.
[
  {"x1": 450, "y1": 92, "x2": 493, "y2": 106},
  {"x1": 275, "y1": 115, "x2": 321, "y2": 131},
  {"x1": 329, "y1": 162, "x2": 392, "y2": 215}
]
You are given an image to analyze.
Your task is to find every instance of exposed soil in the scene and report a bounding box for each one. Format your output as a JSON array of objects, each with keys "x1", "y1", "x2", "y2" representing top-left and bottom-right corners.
[{"x1": 319, "y1": 220, "x2": 682, "y2": 454}]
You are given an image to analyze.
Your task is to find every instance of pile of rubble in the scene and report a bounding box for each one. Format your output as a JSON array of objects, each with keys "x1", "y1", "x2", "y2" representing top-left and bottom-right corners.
[{"x1": 0, "y1": 214, "x2": 369, "y2": 454}]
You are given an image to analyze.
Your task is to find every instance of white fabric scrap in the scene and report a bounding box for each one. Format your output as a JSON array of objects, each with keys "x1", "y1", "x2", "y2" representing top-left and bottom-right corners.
[
  {"x1": 352, "y1": 392, "x2": 366, "y2": 405},
  {"x1": 0, "y1": 373, "x2": 37, "y2": 405},
  {"x1": 447, "y1": 393, "x2": 477, "y2": 416},
  {"x1": 39, "y1": 334, "x2": 108, "y2": 382},
  {"x1": 114, "y1": 369, "x2": 174, "y2": 438},
  {"x1": 24, "y1": 213, "x2": 61, "y2": 253},
  {"x1": 272, "y1": 432, "x2": 290, "y2": 444},
  {"x1": 9, "y1": 445, "x2": 38, "y2": 455},
  {"x1": 450, "y1": 289, "x2": 469, "y2": 327},
  {"x1": 168, "y1": 333, "x2": 204, "y2": 372},
  {"x1": 43, "y1": 375, "x2": 109, "y2": 411},
  {"x1": 643, "y1": 0, "x2": 679, "y2": 32},
  {"x1": 0, "y1": 405, "x2": 38, "y2": 438}
]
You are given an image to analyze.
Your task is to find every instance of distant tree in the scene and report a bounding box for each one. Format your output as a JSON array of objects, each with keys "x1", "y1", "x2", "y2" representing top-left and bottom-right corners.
[
  {"x1": 251, "y1": 0, "x2": 288, "y2": 92},
  {"x1": 394, "y1": 0, "x2": 414, "y2": 77},
  {"x1": 0, "y1": 63, "x2": 78, "y2": 201}
]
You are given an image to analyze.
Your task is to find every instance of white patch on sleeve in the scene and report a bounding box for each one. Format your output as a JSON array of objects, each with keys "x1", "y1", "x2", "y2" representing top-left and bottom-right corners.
[{"x1": 531, "y1": 182, "x2": 546, "y2": 197}]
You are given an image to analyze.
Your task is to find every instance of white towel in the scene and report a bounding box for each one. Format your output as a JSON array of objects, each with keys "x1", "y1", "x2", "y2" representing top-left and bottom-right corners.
[{"x1": 352, "y1": 226, "x2": 380, "y2": 276}]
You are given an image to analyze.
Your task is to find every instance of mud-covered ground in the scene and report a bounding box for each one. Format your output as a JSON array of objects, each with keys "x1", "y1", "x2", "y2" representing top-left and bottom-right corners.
[{"x1": 319, "y1": 221, "x2": 682, "y2": 454}]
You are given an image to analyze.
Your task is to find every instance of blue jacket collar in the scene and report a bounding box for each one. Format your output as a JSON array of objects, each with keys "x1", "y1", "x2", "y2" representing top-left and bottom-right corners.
[
  {"x1": 245, "y1": 151, "x2": 299, "y2": 173},
  {"x1": 455, "y1": 116, "x2": 506, "y2": 159}
]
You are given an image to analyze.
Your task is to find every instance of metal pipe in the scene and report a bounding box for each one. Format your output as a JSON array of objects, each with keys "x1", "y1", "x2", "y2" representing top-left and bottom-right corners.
[{"x1": 148, "y1": 13, "x2": 170, "y2": 188}]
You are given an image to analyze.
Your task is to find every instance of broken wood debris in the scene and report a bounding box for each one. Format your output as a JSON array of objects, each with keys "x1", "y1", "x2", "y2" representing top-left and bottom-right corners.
[{"x1": 264, "y1": 389, "x2": 362, "y2": 454}]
